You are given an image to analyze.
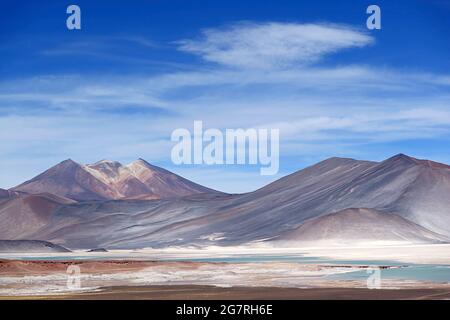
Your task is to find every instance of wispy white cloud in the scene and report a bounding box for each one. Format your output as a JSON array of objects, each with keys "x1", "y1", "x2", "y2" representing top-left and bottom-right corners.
[
  {"x1": 41, "y1": 35, "x2": 159, "y2": 56},
  {"x1": 178, "y1": 22, "x2": 373, "y2": 69},
  {"x1": 1, "y1": 22, "x2": 450, "y2": 191}
]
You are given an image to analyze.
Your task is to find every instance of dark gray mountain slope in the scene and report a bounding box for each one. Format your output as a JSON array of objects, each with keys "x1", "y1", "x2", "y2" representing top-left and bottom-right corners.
[
  {"x1": 0, "y1": 240, "x2": 71, "y2": 253},
  {"x1": 275, "y1": 208, "x2": 449, "y2": 245}
]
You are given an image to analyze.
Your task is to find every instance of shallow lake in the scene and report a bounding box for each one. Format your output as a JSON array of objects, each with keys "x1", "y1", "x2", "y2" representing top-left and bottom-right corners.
[{"x1": 1, "y1": 253, "x2": 449, "y2": 284}]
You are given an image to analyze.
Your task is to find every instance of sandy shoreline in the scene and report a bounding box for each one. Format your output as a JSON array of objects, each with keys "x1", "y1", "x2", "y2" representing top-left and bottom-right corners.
[
  {"x1": 2, "y1": 285, "x2": 450, "y2": 300},
  {"x1": 1, "y1": 243, "x2": 449, "y2": 265},
  {"x1": 300, "y1": 243, "x2": 450, "y2": 265}
]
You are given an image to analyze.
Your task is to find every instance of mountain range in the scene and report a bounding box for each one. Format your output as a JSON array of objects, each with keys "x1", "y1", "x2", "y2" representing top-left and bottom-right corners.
[{"x1": 1, "y1": 154, "x2": 449, "y2": 250}]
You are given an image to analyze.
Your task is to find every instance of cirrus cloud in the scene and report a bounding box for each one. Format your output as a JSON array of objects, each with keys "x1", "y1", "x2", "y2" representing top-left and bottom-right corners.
[{"x1": 178, "y1": 22, "x2": 374, "y2": 69}]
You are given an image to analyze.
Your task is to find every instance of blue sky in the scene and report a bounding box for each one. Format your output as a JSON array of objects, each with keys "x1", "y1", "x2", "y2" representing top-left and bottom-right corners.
[{"x1": 1, "y1": 0, "x2": 450, "y2": 192}]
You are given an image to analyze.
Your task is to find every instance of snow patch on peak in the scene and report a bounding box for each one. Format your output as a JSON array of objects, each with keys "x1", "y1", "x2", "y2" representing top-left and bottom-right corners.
[
  {"x1": 82, "y1": 161, "x2": 127, "y2": 186},
  {"x1": 89, "y1": 159, "x2": 123, "y2": 168},
  {"x1": 126, "y1": 160, "x2": 157, "y2": 181}
]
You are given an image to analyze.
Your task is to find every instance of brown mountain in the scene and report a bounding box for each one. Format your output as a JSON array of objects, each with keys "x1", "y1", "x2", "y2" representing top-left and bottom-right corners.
[{"x1": 11, "y1": 159, "x2": 220, "y2": 201}]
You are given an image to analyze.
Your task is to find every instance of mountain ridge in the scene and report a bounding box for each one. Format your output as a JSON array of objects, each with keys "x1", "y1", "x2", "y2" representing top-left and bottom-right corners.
[{"x1": 12, "y1": 158, "x2": 221, "y2": 201}]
